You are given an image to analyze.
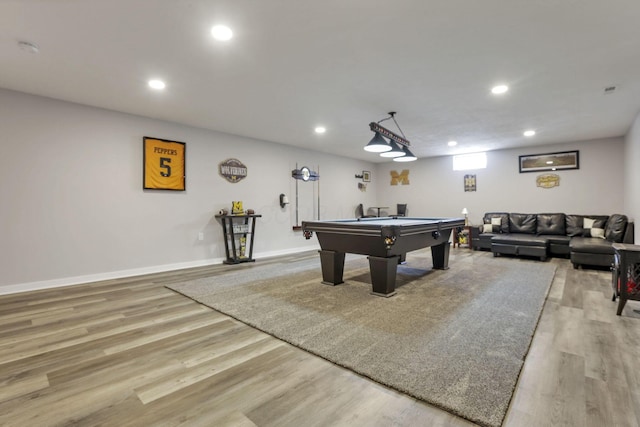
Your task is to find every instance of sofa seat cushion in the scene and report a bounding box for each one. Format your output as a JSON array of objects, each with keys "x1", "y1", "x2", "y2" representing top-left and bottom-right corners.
[
  {"x1": 569, "y1": 237, "x2": 615, "y2": 255},
  {"x1": 491, "y1": 234, "x2": 549, "y2": 247},
  {"x1": 479, "y1": 232, "x2": 496, "y2": 239},
  {"x1": 539, "y1": 234, "x2": 571, "y2": 245}
]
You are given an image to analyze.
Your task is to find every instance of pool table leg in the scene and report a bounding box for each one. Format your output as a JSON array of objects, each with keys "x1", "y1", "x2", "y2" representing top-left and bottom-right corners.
[
  {"x1": 431, "y1": 242, "x2": 451, "y2": 269},
  {"x1": 319, "y1": 250, "x2": 345, "y2": 285},
  {"x1": 368, "y1": 255, "x2": 399, "y2": 297}
]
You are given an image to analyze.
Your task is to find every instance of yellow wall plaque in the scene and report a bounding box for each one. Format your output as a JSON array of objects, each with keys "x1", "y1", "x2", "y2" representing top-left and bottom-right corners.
[{"x1": 536, "y1": 173, "x2": 560, "y2": 189}]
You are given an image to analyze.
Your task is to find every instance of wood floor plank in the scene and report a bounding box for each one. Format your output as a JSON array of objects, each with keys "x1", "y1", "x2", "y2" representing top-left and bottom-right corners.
[
  {"x1": 135, "y1": 338, "x2": 284, "y2": 404},
  {"x1": 0, "y1": 373, "x2": 49, "y2": 403},
  {"x1": 207, "y1": 410, "x2": 259, "y2": 427},
  {"x1": 1, "y1": 250, "x2": 640, "y2": 426},
  {"x1": 45, "y1": 320, "x2": 242, "y2": 387},
  {"x1": 84, "y1": 345, "x2": 300, "y2": 427},
  {"x1": 582, "y1": 318, "x2": 627, "y2": 385}
]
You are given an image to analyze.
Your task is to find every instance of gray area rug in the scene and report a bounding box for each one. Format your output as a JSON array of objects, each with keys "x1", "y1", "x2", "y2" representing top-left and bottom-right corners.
[{"x1": 167, "y1": 252, "x2": 556, "y2": 427}]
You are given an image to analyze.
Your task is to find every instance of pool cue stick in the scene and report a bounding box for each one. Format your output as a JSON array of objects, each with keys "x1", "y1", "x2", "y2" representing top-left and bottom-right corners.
[
  {"x1": 295, "y1": 162, "x2": 299, "y2": 227},
  {"x1": 317, "y1": 165, "x2": 320, "y2": 220}
]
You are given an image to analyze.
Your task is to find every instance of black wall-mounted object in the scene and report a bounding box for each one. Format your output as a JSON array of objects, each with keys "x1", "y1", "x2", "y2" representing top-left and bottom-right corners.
[{"x1": 279, "y1": 193, "x2": 289, "y2": 208}]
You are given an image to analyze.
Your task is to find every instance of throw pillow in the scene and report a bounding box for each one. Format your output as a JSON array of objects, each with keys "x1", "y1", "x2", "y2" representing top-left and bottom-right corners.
[
  {"x1": 583, "y1": 217, "x2": 595, "y2": 236},
  {"x1": 482, "y1": 224, "x2": 493, "y2": 233},
  {"x1": 489, "y1": 217, "x2": 503, "y2": 232},
  {"x1": 591, "y1": 227, "x2": 605, "y2": 239}
]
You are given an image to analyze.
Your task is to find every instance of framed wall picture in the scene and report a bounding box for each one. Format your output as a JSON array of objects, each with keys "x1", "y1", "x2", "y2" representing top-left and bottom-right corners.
[
  {"x1": 362, "y1": 170, "x2": 371, "y2": 182},
  {"x1": 464, "y1": 174, "x2": 476, "y2": 192},
  {"x1": 143, "y1": 136, "x2": 186, "y2": 190},
  {"x1": 519, "y1": 150, "x2": 579, "y2": 173}
]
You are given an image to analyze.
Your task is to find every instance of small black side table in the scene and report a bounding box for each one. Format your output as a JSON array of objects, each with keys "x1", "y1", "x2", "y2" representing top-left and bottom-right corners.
[
  {"x1": 452, "y1": 226, "x2": 473, "y2": 249},
  {"x1": 215, "y1": 214, "x2": 261, "y2": 264},
  {"x1": 612, "y1": 243, "x2": 640, "y2": 315}
]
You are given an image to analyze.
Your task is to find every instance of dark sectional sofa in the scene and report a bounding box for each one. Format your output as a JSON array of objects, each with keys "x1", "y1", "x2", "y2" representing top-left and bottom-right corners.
[{"x1": 470, "y1": 212, "x2": 634, "y2": 268}]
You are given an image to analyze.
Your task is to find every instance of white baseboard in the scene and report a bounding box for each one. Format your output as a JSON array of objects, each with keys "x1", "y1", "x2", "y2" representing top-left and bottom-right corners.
[{"x1": 0, "y1": 244, "x2": 319, "y2": 296}]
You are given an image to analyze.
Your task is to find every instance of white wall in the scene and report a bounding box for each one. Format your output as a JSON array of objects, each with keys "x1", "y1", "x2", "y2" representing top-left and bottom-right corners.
[
  {"x1": 624, "y1": 111, "x2": 640, "y2": 241},
  {"x1": 0, "y1": 89, "x2": 378, "y2": 292},
  {"x1": 0, "y1": 87, "x2": 632, "y2": 294},
  {"x1": 374, "y1": 138, "x2": 625, "y2": 225}
]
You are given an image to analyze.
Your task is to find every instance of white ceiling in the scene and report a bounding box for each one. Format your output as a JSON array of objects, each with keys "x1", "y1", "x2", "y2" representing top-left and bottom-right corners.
[{"x1": 2, "y1": 0, "x2": 639, "y2": 162}]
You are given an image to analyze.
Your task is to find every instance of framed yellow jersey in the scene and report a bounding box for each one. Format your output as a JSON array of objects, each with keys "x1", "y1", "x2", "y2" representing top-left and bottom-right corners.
[{"x1": 143, "y1": 137, "x2": 186, "y2": 190}]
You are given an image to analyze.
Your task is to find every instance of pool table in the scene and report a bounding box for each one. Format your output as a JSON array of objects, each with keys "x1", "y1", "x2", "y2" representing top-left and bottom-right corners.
[{"x1": 302, "y1": 216, "x2": 465, "y2": 297}]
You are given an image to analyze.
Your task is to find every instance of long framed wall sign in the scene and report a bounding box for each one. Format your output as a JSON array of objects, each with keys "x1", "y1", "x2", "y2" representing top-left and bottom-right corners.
[
  {"x1": 518, "y1": 150, "x2": 579, "y2": 173},
  {"x1": 143, "y1": 136, "x2": 186, "y2": 190}
]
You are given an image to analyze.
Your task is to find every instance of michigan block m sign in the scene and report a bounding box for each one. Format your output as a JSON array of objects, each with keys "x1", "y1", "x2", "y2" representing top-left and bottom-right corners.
[{"x1": 390, "y1": 169, "x2": 410, "y2": 185}]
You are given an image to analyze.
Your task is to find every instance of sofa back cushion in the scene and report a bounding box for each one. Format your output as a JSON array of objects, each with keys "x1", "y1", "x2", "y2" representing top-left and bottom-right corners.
[
  {"x1": 482, "y1": 212, "x2": 509, "y2": 233},
  {"x1": 605, "y1": 214, "x2": 628, "y2": 242},
  {"x1": 566, "y1": 215, "x2": 583, "y2": 236},
  {"x1": 509, "y1": 213, "x2": 537, "y2": 234},
  {"x1": 536, "y1": 213, "x2": 566, "y2": 235}
]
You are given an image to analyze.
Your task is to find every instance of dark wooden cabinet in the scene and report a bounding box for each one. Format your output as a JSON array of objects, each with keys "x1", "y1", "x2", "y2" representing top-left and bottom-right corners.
[
  {"x1": 452, "y1": 226, "x2": 473, "y2": 249},
  {"x1": 612, "y1": 243, "x2": 640, "y2": 315},
  {"x1": 215, "y1": 214, "x2": 261, "y2": 264}
]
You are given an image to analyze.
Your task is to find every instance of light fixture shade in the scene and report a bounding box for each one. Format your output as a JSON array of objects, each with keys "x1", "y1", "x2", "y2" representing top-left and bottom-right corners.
[
  {"x1": 379, "y1": 142, "x2": 405, "y2": 158},
  {"x1": 393, "y1": 145, "x2": 417, "y2": 161},
  {"x1": 364, "y1": 132, "x2": 392, "y2": 153},
  {"x1": 461, "y1": 208, "x2": 469, "y2": 215}
]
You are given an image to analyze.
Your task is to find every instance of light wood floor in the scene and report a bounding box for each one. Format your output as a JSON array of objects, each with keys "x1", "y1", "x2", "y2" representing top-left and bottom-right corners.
[{"x1": 1, "y1": 250, "x2": 639, "y2": 427}]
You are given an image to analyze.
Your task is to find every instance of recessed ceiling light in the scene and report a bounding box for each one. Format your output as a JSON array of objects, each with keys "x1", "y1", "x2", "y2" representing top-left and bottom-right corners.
[
  {"x1": 17, "y1": 40, "x2": 39, "y2": 54},
  {"x1": 211, "y1": 25, "x2": 233, "y2": 41},
  {"x1": 314, "y1": 126, "x2": 326, "y2": 134},
  {"x1": 148, "y1": 79, "x2": 166, "y2": 90},
  {"x1": 448, "y1": 140, "x2": 457, "y2": 147},
  {"x1": 523, "y1": 130, "x2": 536, "y2": 137},
  {"x1": 491, "y1": 85, "x2": 509, "y2": 95}
]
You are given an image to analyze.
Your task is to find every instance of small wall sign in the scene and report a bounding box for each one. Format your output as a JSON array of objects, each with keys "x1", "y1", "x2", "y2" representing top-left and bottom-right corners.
[
  {"x1": 520, "y1": 150, "x2": 579, "y2": 173},
  {"x1": 464, "y1": 174, "x2": 476, "y2": 192},
  {"x1": 219, "y1": 158, "x2": 248, "y2": 183},
  {"x1": 390, "y1": 169, "x2": 410, "y2": 185},
  {"x1": 536, "y1": 173, "x2": 560, "y2": 188}
]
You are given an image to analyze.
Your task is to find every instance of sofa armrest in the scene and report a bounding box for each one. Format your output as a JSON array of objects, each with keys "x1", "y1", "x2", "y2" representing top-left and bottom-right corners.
[
  {"x1": 623, "y1": 222, "x2": 635, "y2": 244},
  {"x1": 470, "y1": 225, "x2": 481, "y2": 240}
]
